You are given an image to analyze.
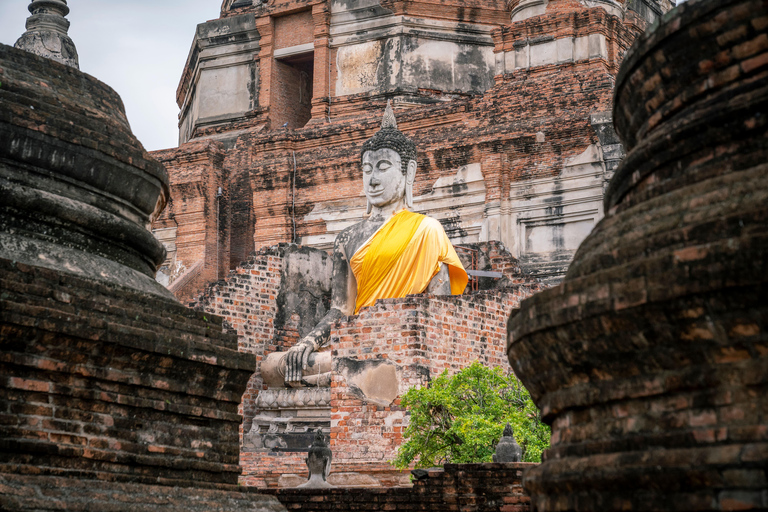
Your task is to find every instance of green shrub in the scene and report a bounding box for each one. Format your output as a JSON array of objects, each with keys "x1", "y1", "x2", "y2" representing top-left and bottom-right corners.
[{"x1": 392, "y1": 361, "x2": 550, "y2": 469}]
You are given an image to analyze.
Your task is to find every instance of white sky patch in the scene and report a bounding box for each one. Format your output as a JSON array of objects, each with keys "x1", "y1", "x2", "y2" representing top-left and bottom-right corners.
[{"x1": 0, "y1": 0, "x2": 222, "y2": 151}]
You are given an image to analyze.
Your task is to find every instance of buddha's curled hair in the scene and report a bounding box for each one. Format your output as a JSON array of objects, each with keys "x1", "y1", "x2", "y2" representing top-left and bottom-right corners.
[{"x1": 361, "y1": 100, "x2": 417, "y2": 175}]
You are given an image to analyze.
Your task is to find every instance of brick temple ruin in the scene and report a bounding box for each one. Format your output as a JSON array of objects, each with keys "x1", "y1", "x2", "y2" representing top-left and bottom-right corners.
[
  {"x1": 2, "y1": 0, "x2": 766, "y2": 510},
  {"x1": 151, "y1": 0, "x2": 672, "y2": 300},
  {"x1": 147, "y1": 0, "x2": 674, "y2": 488}
]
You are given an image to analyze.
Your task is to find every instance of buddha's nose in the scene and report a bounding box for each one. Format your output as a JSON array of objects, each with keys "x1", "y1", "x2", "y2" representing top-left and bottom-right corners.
[{"x1": 370, "y1": 175, "x2": 381, "y2": 186}]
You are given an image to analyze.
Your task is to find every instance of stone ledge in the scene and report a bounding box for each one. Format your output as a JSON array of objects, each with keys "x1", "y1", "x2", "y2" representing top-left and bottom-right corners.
[{"x1": 0, "y1": 474, "x2": 285, "y2": 512}]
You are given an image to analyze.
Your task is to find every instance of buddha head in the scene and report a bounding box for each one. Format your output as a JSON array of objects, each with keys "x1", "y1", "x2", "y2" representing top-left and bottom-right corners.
[{"x1": 360, "y1": 101, "x2": 417, "y2": 213}]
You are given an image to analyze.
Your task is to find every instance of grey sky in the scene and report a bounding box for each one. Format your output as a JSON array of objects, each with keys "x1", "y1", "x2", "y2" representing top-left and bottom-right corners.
[{"x1": 0, "y1": 1, "x2": 222, "y2": 151}]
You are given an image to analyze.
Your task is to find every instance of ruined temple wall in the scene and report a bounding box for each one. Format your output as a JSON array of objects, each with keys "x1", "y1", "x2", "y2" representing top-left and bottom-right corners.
[
  {"x1": 151, "y1": 140, "x2": 229, "y2": 303},
  {"x1": 187, "y1": 241, "x2": 539, "y2": 487},
  {"x1": 190, "y1": 247, "x2": 285, "y2": 435},
  {"x1": 236, "y1": 284, "x2": 541, "y2": 487},
  {"x1": 330, "y1": 285, "x2": 542, "y2": 466},
  {"x1": 214, "y1": 55, "x2": 619, "y2": 281}
]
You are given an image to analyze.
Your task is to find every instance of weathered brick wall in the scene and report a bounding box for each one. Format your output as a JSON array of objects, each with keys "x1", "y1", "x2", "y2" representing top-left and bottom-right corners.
[
  {"x1": 266, "y1": 463, "x2": 535, "y2": 512},
  {"x1": 0, "y1": 259, "x2": 254, "y2": 487},
  {"x1": 152, "y1": 140, "x2": 228, "y2": 303},
  {"x1": 330, "y1": 285, "x2": 542, "y2": 465},
  {"x1": 491, "y1": 9, "x2": 643, "y2": 75},
  {"x1": 153, "y1": 2, "x2": 655, "y2": 301},
  {"x1": 0, "y1": 38, "x2": 284, "y2": 512},
  {"x1": 273, "y1": 59, "x2": 312, "y2": 129},
  {"x1": 226, "y1": 57, "x2": 614, "y2": 252},
  {"x1": 508, "y1": 0, "x2": 768, "y2": 509},
  {"x1": 273, "y1": 9, "x2": 314, "y2": 49},
  {"x1": 190, "y1": 245, "x2": 286, "y2": 434},
  {"x1": 188, "y1": 241, "x2": 542, "y2": 487}
]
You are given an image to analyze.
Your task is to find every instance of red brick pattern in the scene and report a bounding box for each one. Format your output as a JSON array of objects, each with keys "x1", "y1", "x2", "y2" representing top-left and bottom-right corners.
[
  {"x1": 0, "y1": 259, "x2": 254, "y2": 487},
  {"x1": 152, "y1": 140, "x2": 228, "y2": 303},
  {"x1": 187, "y1": 241, "x2": 542, "y2": 487},
  {"x1": 190, "y1": 245, "x2": 286, "y2": 434},
  {"x1": 492, "y1": 9, "x2": 642, "y2": 75},
  {"x1": 274, "y1": 10, "x2": 314, "y2": 49},
  {"x1": 330, "y1": 286, "x2": 541, "y2": 465},
  {"x1": 508, "y1": 0, "x2": 768, "y2": 509},
  {"x1": 153, "y1": 3, "x2": 660, "y2": 298},
  {"x1": 265, "y1": 462, "x2": 535, "y2": 512}
]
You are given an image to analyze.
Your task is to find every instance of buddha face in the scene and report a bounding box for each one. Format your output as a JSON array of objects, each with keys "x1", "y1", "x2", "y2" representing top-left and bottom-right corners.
[{"x1": 362, "y1": 148, "x2": 412, "y2": 209}]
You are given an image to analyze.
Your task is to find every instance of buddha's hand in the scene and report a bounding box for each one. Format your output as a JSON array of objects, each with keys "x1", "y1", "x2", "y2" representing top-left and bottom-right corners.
[{"x1": 285, "y1": 337, "x2": 316, "y2": 386}]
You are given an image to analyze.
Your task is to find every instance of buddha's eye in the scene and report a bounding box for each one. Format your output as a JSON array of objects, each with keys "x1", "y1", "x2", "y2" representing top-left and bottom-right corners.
[
  {"x1": 377, "y1": 161, "x2": 391, "y2": 171},
  {"x1": 363, "y1": 164, "x2": 372, "y2": 174}
]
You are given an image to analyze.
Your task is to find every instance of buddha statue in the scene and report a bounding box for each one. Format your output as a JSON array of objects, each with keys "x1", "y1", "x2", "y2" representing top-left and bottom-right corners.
[
  {"x1": 296, "y1": 430, "x2": 333, "y2": 488},
  {"x1": 266, "y1": 101, "x2": 468, "y2": 387}
]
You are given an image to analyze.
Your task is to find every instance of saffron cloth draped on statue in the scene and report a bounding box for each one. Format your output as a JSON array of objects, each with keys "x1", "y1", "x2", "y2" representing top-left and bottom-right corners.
[{"x1": 350, "y1": 210, "x2": 468, "y2": 313}]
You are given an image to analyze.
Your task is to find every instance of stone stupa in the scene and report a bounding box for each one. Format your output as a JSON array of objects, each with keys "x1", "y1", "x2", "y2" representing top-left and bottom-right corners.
[{"x1": 0, "y1": 3, "x2": 284, "y2": 511}]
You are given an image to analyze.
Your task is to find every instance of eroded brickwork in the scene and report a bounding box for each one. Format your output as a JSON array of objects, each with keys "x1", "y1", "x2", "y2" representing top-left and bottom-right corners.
[
  {"x1": 330, "y1": 286, "x2": 542, "y2": 466},
  {"x1": 0, "y1": 260, "x2": 252, "y2": 487},
  {"x1": 152, "y1": 140, "x2": 228, "y2": 303},
  {"x1": 266, "y1": 463, "x2": 535, "y2": 512},
  {"x1": 508, "y1": 0, "x2": 768, "y2": 508},
  {"x1": 155, "y1": 0, "x2": 671, "y2": 293},
  {"x1": 190, "y1": 246, "x2": 286, "y2": 434}
]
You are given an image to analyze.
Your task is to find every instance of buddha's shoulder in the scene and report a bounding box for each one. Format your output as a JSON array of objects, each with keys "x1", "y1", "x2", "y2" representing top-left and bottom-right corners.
[
  {"x1": 336, "y1": 219, "x2": 378, "y2": 250},
  {"x1": 417, "y1": 214, "x2": 445, "y2": 233}
]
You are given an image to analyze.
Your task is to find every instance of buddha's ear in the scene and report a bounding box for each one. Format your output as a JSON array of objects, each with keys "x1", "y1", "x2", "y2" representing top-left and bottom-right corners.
[{"x1": 405, "y1": 159, "x2": 417, "y2": 208}]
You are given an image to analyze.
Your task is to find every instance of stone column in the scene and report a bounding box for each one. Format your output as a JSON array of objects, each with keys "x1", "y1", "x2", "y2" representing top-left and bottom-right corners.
[
  {"x1": 310, "y1": 2, "x2": 331, "y2": 123},
  {"x1": 14, "y1": 0, "x2": 79, "y2": 69}
]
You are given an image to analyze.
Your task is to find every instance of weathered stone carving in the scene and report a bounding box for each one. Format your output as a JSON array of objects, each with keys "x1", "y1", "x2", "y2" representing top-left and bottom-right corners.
[
  {"x1": 297, "y1": 430, "x2": 334, "y2": 489},
  {"x1": 255, "y1": 387, "x2": 331, "y2": 410},
  {"x1": 493, "y1": 424, "x2": 522, "y2": 463},
  {"x1": 2, "y1": 37, "x2": 170, "y2": 299},
  {"x1": 246, "y1": 387, "x2": 332, "y2": 451},
  {"x1": 14, "y1": 0, "x2": 79, "y2": 69}
]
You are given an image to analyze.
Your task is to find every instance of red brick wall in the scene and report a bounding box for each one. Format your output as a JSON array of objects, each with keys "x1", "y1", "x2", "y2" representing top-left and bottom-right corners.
[
  {"x1": 274, "y1": 10, "x2": 314, "y2": 49},
  {"x1": 155, "y1": 5, "x2": 652, "y2": 290},
  {"x1": 187, "y1": 241, "x2": 542, "y2": 487},
  {"x1": 330, "y1": 286, "x2": 541, "y2": 465},
  {"x1": 265, "y1": 462, "x2": 536, "y2": 512},
  {"x1": 272, "y1": 59, "x2": 313, "y2": 129},
  {"x1": 190, "y1": 246, "x2": 285, "y2": 435},
  {"x1": 0, "y1": 259, "x2": 253, "y2": 487},
  {"x1": 152, "y1": 140, "x2": 228, "y2": 303},
  {"x1": 213, "y1": 55, "x2": 615, "y2": 254},
  {"x1": 378, "y1": 0, "x2": 509, "y2": 24},
  {"x1": 492, "y1": 9, "x2": 644, "y2": 75}
]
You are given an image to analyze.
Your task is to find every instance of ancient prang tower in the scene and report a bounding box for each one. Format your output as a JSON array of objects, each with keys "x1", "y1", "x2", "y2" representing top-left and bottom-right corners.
[{"x1": 151, "y1": 0, "x2": 672, "y2": 302}]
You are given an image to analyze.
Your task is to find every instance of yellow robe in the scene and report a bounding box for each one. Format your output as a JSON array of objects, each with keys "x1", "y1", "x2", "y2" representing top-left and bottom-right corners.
[{"x1": 350, "y1": 210, "x2": 468, "y2": 313}]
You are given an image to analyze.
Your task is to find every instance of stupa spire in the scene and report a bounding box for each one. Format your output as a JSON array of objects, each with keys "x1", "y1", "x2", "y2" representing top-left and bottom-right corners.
[{"x1": 15, "y1": 0, "x2": 79, "y2": 69}]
